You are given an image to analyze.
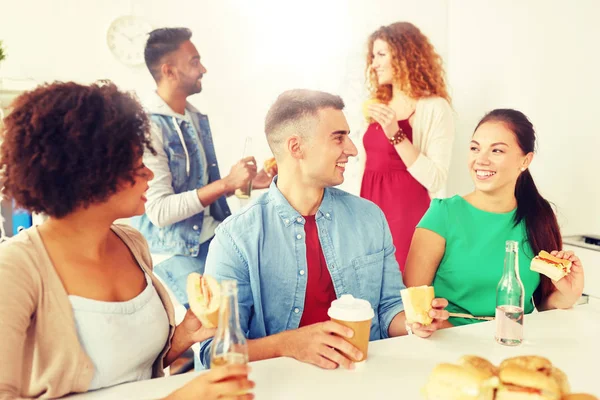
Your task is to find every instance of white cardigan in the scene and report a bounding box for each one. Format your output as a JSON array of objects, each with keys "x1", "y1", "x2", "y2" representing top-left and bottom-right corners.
[{"x1": 358, "y1": 96, "x2": 455, "y2": 199}]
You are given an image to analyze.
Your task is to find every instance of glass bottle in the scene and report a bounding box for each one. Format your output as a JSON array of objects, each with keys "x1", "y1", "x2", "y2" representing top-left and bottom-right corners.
[
  {"x1": 495, "y1": 240, "x2": 525, "y2": 346},
  {"x1": 210, "y1": 280, "x2": 249, "y2": 367}
]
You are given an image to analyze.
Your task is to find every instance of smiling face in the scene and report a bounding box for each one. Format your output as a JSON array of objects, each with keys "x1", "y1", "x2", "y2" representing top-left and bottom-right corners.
[
  {"x1": 469, "y1": 121, "x2": 533, "y2": 196},
  {"x1": 300, "y1": 108, "x2": 357, "y2": 188},
  {"x1": 105, "y1": 158, "x2": 154, "y2": 219},
  {"x1": 371, "y1": 39, "x2": 395, "y2": 86}
]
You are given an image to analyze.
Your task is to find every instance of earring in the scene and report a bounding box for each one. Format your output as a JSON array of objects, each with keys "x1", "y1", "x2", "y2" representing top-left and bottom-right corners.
[{"x1": 520, "y1": 167, "x2": 526, "y2": 172}]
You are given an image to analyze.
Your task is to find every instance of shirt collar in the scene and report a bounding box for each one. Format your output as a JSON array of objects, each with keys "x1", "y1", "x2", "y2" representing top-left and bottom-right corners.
[{"x1": 267, "y1": 177, "x2": 334, "y2": 226}]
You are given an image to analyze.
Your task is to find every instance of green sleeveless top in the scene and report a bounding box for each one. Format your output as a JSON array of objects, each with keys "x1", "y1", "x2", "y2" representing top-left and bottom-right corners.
[{"x1": 417, "y1": 196, "x2": 540, "y2": 326}]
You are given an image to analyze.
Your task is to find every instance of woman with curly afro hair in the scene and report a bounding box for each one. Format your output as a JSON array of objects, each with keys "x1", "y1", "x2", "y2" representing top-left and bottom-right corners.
[
  {"x1": 360, "y1": 22, "x2": 455, "y2": 273},
  {"x1": 0, "y1": 82, "x2": 254, "y2": 399}
]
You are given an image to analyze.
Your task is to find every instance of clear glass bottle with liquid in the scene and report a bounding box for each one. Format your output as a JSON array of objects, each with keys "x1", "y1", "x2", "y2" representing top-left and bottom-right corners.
[
  {"x1": 234, "y1": 136, "x2": 253, "y2": 199},
  {"x1": 495, "y1": 240, "x2": 525, "y2": 346},
  {"x1": 210, "y1": 280, "x2": 249, "y2": 368}
]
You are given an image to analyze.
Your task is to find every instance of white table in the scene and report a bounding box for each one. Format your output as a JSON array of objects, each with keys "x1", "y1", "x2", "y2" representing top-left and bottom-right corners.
[{"x1": 66, "y1": 302, "x2": 600, "y2": 399}]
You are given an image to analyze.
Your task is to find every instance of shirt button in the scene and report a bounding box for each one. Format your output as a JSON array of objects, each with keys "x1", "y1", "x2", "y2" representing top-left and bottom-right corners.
[
  {"x1": 300, "y1": 270, "x2": 305, "y2": 275},
  {"x1": 326, "y1": 213, "x2": 331, "y2": 218},
  {"x1": 193, "y1": 225, "x2": 199, "y2": 230},
  {"x1": 294, "y1": 308, "x2": 300, "y2": 314},
  {"x1": 285, "y1": 219, "x2": 290, "y2": 224},
  {"x1": 296, "y1": 234, "x2": 302, "y2": 240},
  {"x1": 296, "y1": 217, "x2": 302, "y2": 223}
]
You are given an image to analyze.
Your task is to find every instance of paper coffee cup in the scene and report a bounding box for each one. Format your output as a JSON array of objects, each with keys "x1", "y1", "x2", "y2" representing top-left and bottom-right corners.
[{"x1": 327, "y1": 294, "x2": 374, "y2": 362}]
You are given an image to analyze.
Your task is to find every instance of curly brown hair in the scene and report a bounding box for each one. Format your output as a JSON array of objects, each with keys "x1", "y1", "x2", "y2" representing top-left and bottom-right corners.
[
  {"x1": 0, "y1": 81, "x2": 155, "y2": 218},
  {"x1": 366, "y1": 22, "x2": 450, "y2": 104}
]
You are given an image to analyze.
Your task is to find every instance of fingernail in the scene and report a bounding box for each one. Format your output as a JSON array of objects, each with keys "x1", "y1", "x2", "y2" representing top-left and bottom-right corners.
[
  {"x1": 356, "y1": 352, "x2": 363, "y2": 360},
  {"x1": 347, "y1": 329, "x2": 354, "y2": 338},
  {"x1": 429, "y1": 310, "x2": 436, "y2": 317}
]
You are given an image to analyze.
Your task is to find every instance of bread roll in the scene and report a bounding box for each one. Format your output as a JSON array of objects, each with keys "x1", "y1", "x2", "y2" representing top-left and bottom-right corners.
[
  {"x1": 401, "y1": 286, "x2": 435, "y2": 326},
  {"x1": 186, "y1": 273, "x2": 221, "y2": 328}
]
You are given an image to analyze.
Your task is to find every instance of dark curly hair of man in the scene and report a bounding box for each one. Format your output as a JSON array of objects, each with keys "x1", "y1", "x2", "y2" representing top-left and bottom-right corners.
[{"x1": 0, "y1": 81, "x2": 155, "y2": 218}]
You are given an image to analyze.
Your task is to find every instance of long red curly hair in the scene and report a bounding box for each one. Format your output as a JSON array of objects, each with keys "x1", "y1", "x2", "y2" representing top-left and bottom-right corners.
[{"x1": 366, "y1": 22, "x2": 450, "y2": 104}]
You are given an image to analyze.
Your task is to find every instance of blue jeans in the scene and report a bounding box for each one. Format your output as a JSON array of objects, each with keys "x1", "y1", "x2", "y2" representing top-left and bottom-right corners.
[{"x1": 153, "y1": 238, "x2": 212, "y2": 309}]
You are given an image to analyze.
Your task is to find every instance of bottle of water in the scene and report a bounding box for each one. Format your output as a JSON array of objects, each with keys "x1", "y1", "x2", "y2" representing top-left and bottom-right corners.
[{"x1": 495, "y1": 240, "x2": 525, "y2": 346}]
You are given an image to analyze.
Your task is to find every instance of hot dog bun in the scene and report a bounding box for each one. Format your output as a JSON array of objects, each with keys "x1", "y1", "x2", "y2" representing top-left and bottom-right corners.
[{"x1": 530, "y1": 251, "x2": 572, "y2": 281}]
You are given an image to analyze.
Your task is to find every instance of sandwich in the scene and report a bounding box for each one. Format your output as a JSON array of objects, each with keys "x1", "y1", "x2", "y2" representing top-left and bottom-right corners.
[
  {"x1": 186, "y1": 273, "x2": 221, "y2": 328},
  {"x1": 400, "y1": 285, "x2": 435, "y2": 326},
  {"x1": 496, "y1": 366, "x2": 561, "y2": 400},
  {"x1": 422, "y1": 363, "x2": 498, "y2": 400},
  {"x1": 263, "y1": 157, "x2": 277, "y2": 176},
  {"x1": 550, "y1": 367, "x2": 570, "y2": 395},
  {"x1": 561, "y1": 395, "x2": 599, "y2": 400},
  {"x1": 458, "y1": 355, "x2": 499, "y2": 379},
  {"x1": 530, "y1": 251, "x2": 572, "y2": 281},
  {"x1": 499, "y1": 355, "x2": 553, "y2": 374}
]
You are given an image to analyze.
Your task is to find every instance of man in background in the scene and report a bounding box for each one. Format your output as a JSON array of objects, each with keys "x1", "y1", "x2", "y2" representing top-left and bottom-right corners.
[{"x1": 132, "y1": 27, "x2": 273, "y2": 307}]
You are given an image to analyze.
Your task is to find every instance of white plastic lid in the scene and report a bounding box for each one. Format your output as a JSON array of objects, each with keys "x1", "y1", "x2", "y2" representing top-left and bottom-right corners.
[{"x1": 327, "y1": 294, "x2": 375, "y2": 322}]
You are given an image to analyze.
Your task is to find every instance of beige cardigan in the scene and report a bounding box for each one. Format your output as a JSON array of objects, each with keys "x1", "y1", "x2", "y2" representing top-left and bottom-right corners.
[
  {"x1": 358, "y1": 96, "x2": 455, "y2": 198},
  {"x1": 0, "y1": 225, "x2": 176, "y2": 399}
]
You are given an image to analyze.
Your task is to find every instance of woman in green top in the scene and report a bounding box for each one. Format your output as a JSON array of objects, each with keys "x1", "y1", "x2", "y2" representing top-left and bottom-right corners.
[{"x1": 404, "y1": 109, "x2": 585, "y2": 327}]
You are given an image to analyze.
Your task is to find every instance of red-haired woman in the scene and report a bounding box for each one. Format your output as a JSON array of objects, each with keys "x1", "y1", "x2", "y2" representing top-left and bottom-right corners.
[{"x1": 360, "y1": 22, "x2": 455, "y2": 273}]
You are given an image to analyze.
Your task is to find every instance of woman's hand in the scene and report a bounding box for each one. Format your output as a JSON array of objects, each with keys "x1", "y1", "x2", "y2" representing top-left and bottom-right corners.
[
  {"x1": 164, "y1": 309, "x2": 217, "y2": 367},
  {"x1": 179, "y1": 308, "x2": 217, "y2": 344},
  {"x1": 367, "y1": 103, "x2": 400, "y2": 139},
  {"x1": 165, "y1": 364, "x2": 254, "y2": 400},
  {"x1": 549, "y1": 250, "x2": 585, "y2": 308}
]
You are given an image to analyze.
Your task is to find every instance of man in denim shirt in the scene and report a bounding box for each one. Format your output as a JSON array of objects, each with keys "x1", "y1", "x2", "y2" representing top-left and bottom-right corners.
[
  {"x1": 200, "y1": 89, "x2": 449, "y2": 369},
  {"x1": 131, "y1": 28, "x2": 274, "y2": 307}
]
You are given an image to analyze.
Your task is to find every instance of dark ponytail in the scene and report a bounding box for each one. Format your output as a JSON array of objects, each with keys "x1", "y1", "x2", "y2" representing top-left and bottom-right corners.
[{"x1": 476, "y1": 109, "x2": 561, "y2": 306}]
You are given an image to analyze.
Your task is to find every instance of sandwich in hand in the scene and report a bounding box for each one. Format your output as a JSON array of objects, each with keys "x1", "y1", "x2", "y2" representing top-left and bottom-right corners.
[
  {"x1": 186, "y1": 273, "x2": 221, "y2": 328},
  {"x1": 401, "y1": 285, "x2": 435, "y2": 326},
  {"x1": 530, "y1": 251, "x2": 572, "y2": 281},
  {"x1": 422, "y1": 362, "x2": 498, "y2": 400},
  {"x1": 263, "y1": 157, "x2": 277, "y2": 176}
]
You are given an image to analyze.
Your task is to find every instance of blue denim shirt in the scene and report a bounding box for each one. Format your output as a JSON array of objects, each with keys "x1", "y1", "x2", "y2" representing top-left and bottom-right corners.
[
  {"x1": 198, "y1": 180, "x2": 405, "y2": 367},
  {"x1": 132, "y1": 109, "x2": 231, "y2": 257}
]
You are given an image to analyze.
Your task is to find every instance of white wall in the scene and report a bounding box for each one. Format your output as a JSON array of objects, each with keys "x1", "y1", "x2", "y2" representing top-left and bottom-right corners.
[
  {"x1": 446, "y1": 0, "x2": 600, "y2": 235},
  {"x1": 0, "y1": 0, "x2": 597, "y2": 235}
]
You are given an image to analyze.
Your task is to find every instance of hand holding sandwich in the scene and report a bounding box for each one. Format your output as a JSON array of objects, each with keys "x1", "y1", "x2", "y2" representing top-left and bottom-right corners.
[
  {"x1": 545, "y1": 250, "x2": 584, "y2": 309},
  {"x1": 406, "y1": 298, "x2": 450, "y2": 338},
  {"x1": 398, "y1": 286, "x2": 450, "y2": 338},
  {"x1": 164, "y1": 309, "x2": 217, "y2": 367}
]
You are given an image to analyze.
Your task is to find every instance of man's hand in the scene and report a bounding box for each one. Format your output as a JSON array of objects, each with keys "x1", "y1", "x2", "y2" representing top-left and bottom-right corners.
[
  {"x1": 224, "y1": 156, "x2": 257, "y2": 192},
  {"x1": 408, "y1": 298, "x2": 449, "y2": 338},
  {"x1": 281, "y1": 321, "x2": 363, "y2": 369},
  {"x1": 252, "y1": 168, "x2": 274, "y2": 189}
]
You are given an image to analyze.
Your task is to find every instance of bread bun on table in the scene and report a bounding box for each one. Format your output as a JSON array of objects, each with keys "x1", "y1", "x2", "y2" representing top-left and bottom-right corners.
[{"x1": 422, "y1": 363, "x2": 497, "y2": 400}]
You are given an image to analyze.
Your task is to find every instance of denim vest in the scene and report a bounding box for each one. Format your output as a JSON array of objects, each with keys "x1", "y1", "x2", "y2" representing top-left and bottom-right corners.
[{"x1": 132, "y1": 111, "x2": 231, "y2": 257}]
